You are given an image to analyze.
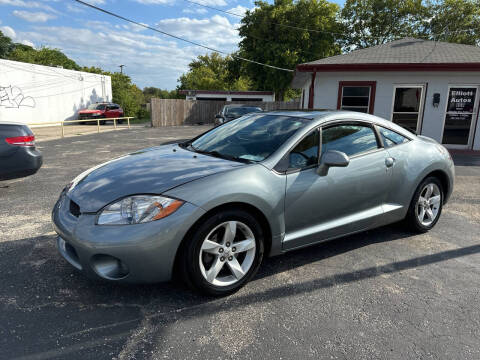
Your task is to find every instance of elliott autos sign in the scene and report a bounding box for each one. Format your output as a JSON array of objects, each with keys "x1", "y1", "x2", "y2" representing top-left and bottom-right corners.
[{"x1": 447, "y1": 88, "x2": 476, "y2": 113}]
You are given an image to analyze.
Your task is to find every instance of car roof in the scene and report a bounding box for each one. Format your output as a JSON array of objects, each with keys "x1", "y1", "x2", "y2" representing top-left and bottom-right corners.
[
  {"x1": 262, "y1": 110, "x2": 416, "y2": 138},
  {"x1": 224, "y1": 104, "x2": 261, "y2": 108}
]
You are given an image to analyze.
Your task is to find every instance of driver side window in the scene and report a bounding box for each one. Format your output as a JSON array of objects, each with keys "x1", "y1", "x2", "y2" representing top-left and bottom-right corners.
[{"x1": 288, "y1": 130, "x2": 319, "y2": 170}]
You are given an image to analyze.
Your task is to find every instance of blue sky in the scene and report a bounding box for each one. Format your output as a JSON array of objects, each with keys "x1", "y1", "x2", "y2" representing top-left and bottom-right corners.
[{"x1": 0, "y1": 0, "x2": 345, "y2": 89}]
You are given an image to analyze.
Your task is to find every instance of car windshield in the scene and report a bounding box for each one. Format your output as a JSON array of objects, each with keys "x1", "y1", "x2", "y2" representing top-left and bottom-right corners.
[
  {"x1": 87, "y1": 104, "x2": 106, "y2": 110},
  {"x1": 226, "y1": 107, "x2": 261, "y2": 117},
  {"x1": 188, "y1": 114, "x2": 310, "y2": 162}
]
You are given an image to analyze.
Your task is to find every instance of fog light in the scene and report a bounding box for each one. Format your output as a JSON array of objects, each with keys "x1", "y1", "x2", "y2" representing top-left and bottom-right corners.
[{"x1": 91, "y1": 254, "x2": 129, "y2": 280}]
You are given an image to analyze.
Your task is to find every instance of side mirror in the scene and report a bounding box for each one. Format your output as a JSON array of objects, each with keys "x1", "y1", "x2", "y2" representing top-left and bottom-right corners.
[
  {"x1": 317, "y1": 150, "x2": 350, "y2": 176},
  {"x1": 215, "y1": 114, "x2": 223, "y2": 119}
]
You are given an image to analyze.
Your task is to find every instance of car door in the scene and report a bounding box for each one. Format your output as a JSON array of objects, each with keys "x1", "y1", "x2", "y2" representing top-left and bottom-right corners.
[
  {"x1": 283, "y1": 121, "x2": 393, "y2": 251},
  {"x1": 104, "y1": 105, "x2": 115, "y2": 118}
]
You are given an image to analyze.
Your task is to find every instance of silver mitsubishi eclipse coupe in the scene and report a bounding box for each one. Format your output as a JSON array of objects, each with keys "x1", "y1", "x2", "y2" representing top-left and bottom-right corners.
[{"x1": 52, "y1": 111, "x2": 454, "y2": 296}]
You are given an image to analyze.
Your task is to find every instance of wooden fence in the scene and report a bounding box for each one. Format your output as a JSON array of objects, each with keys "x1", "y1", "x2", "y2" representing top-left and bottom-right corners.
[{"x1": 151, "y1": 99, "x2": 300, "y2": 127}]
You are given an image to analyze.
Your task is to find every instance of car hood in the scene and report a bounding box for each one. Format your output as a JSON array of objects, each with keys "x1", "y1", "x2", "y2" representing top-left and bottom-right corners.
[{"x1": 67, "y1": 144, "x2": 245, "y2": 212}]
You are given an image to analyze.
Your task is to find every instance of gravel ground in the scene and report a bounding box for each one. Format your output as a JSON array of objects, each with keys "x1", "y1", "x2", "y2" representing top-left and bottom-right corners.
[{"x1": 0, "y1": 126, "x2": 479, "y2": 360}]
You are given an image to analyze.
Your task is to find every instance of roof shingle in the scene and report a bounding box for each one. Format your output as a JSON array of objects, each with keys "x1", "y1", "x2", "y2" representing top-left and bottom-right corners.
[{"x1": 302, "y1": 38, "x2": 480, "y2": 65}]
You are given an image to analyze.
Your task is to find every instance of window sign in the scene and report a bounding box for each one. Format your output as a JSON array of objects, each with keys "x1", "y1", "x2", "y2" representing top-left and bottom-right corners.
[
  {"x1": 442, "y1": 87, "x2": 478, "y2": 147},
  {"x1": 447, "y1": 88, "x2": 476, "y2": 113}
]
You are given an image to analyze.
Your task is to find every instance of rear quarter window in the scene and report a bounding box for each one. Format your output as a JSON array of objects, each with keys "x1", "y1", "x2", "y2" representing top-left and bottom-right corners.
[{"x1": 378, "y1": 126, "x2": 410, "y2": 148}]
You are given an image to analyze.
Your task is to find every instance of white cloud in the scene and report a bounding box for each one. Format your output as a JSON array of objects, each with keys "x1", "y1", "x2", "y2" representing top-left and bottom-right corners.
[
  {"x1": 11, "y1": 19, "x2": 232, "y2": 89},
  {"x1": 227, "y1": 5, "x2": 249, "y2": 17},
  {"x1": 21, "y1": 39, "x2": 34, "y2": 47},
  {"x1": 66, "y1": 3, "x2": 85, "y2": 13},
  {"x1": 182, "y1": 7, "x2": 208, "y2": 15},
  {"x1": 157, "y1": 15, "x2": 239, "y2": 47},
  {"x1": 133, "y1": 0, "x2": 227, "y2": 6},
  {"x1": 13, "y1": 10, "x2": 57, "y2": 22},
  {"x1": 0, "y1": 0, "x2": 57, "y2": 13},
  {"x1": 3, "y1": 11, "x2": 240, "y2": 89},
  {"x1": 0, "y1": 25, "x2": 16, "y2": 38}
]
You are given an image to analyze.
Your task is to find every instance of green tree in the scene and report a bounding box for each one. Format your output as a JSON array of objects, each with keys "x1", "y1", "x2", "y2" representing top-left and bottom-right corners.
[
  {"x1": 0, "y1": 30, "x2": 15, "y2": 58},
  {"x1": 178, "y1": 52, "x2": 252, "y2": 91},
  {"x1": 143, "y1": 87, "x2": 183, "y2": 102},
  {"x1": 82, "y1": 68, "x2": 147, "y2": 118},
  {"x1": 428, "y1": 0, "x2": 480, "y2": 45},
  {"x1": 8, "y1": 46, "x2": 81, "y2": 70},
  {"x1": 109, "y1": 73, "x2": 145, "y2": 118},
  {"x1": 340, "y1": 0, "x2": 430, "y2": 50},
  {"x1": 237, "y1": 0, "x2": 341, "y2": 100}
]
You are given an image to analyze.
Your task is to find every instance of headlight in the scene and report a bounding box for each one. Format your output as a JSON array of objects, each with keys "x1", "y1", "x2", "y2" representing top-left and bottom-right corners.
[{"x1": 97, "y1": 195, "x2": 184, "y2": 225}]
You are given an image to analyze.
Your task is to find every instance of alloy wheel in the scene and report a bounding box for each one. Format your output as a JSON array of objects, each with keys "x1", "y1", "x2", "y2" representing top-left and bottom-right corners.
[
  {"x1": 416, "y1": 183, "x2": 441, "y2": 227},
  {"x1": 199, "y1": 221, "x2": 256, "y2": 287}
]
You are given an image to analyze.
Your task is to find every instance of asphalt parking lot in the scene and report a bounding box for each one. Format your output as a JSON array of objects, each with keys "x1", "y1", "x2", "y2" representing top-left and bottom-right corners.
[{"x1": 1, "y1": 126, "x2": 479, "y2": 360}]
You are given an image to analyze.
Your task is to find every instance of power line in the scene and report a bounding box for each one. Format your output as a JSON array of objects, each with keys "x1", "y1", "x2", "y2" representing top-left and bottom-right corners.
[
  {"x1": 184, "y1": 0, "x2": 343, "y2": 36},
  {"x1": 74, "y1": 0, "x2": 294, "y2": 72}
]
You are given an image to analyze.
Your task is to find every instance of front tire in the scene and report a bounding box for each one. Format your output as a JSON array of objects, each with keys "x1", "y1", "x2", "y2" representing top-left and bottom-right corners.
[
  {"x1": 405, "y1": 177, "x2": 443, "y2": 233},
  {"x1": 179, "y1": 209, "x2": 264, "y2": 296}
]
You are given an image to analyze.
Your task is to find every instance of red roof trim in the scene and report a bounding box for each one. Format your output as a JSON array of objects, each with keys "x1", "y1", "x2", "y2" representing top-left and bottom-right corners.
[
  {"x1": 178, "y1": 90, "x2": 275, "y2": 95},
  {"x1": 296, "y1": 63, "x2": 480, "y2": 72}
]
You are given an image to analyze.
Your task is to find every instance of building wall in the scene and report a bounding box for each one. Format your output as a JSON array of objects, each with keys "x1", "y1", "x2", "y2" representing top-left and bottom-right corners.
[
  {"x1": 0, "y1": 59, "x2": 112, "y2": 125},
  {"x1": 301, "y1": 71, "x2": 480, "y2": 150},
  {"x1": 186, "y1": 93, "x2": 275, "y2": 102}
]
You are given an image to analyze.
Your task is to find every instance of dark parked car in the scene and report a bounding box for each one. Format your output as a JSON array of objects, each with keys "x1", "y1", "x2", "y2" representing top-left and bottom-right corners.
[
  {"x1": 78, "y1": 103, "x2": 124, "y2": 125},
  {"x1": 214, "y1": 105, "x2": 262, "y2": 126},
  {"x1": 0, "y1": 121, "x2": 42, "y2": 181}
]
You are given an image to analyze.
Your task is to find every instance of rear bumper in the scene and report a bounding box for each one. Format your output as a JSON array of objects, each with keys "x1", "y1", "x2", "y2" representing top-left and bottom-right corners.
[
  {"x1": 0, "y1": 147, "x2": 42, "y2": 180},
  {"x1": 52, "y1": 193, "x2": 206, "y2": 283}
]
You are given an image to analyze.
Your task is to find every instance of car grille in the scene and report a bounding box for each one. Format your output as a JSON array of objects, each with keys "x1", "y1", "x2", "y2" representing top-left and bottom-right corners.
[{"x1": 69, "y1": 200, "x2": 81, "y2": 217}]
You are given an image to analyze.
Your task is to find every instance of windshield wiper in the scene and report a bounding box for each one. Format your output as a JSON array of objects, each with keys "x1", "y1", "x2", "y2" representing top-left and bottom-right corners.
[{"x1": 194, "y1": 149, "x2": 253, "y2": 164}]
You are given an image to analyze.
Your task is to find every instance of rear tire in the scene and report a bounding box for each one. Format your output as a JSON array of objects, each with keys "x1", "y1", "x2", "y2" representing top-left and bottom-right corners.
[
  {"x1": 405, "y1": 176, "x2": 443, "y2": 233},
  {"x1": 179, "y1": 209, "x2": 264, "y2": 296}
]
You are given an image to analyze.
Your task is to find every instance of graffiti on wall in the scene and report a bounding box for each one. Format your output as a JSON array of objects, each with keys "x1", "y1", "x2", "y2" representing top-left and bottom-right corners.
[{"x1": 0, "y1": 85, "x2": 36, "y2": 109}]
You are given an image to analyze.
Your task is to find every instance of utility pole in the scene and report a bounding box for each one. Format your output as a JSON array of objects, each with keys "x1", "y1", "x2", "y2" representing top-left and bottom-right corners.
[{"x1": 119, "y1": 64, "x2": 125, "y2": 74}]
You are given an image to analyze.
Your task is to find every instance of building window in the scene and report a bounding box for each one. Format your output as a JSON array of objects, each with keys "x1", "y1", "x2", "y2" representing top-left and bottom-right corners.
[
  {"x1": 337, "y1": 81, "x2": 376, "y2": 114},
  {"x1": 391, "y1": 85, "x2": 425, "y2": 134}
]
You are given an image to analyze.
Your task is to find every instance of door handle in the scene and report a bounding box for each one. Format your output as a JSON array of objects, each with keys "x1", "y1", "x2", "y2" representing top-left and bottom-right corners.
[{"x1": 385, "y1": 157, "x2": 395, "y2": 168}]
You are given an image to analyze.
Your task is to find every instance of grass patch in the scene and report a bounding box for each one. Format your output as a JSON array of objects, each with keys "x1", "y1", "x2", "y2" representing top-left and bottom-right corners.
[{"x1": 129, "y1": 117, "x2": 151, "y2": 124}]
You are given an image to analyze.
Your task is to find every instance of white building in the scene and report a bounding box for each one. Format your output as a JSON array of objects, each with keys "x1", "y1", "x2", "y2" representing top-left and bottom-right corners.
[
  {"x1": 179, "y1": 90, "x2": 275, "y2": 102},
  {"x1": 293, "y1": 38, "x2": 480, "y2": 150},
  {"x1": 0, "y1": 59, "x2": 112, "y2": 125}
]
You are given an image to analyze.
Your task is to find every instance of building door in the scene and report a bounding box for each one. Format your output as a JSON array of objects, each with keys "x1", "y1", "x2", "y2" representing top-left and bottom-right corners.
[
  {"x1": 442, "y1": 86, "x2": 479, "y2": 149},
  {"x1": 391, "y1": 85, "x2": 425, "y2": 134}
]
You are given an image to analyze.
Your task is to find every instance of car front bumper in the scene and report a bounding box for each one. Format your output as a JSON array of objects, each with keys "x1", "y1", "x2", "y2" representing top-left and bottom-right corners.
[{"x1": 52, "y1": 193, "x2": 206, "y2": 283}]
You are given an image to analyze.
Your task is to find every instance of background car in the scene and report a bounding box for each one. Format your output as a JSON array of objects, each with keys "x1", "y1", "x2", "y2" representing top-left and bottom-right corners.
[
  {"x1": 78, "y1": 102, "x2": 124, "y2": 125},
  {"x1": 52, "y1": 111, "x2": 454, "y2": 296},
  {"x1": 214, "y1": 105, "x2": 262, "y2": 126},
  {"x1": 0, "y1": 121, "x2": 42, "y2": 181}
]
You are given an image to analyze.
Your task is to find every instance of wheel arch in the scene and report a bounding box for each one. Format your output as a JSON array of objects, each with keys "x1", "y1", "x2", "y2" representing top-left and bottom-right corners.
[
  {"x1": 422, "y1": 169, "x2": 451, "y2": 204},
  {"x1": 172, "y1": 202, "x2": 273, "y2": 277}
]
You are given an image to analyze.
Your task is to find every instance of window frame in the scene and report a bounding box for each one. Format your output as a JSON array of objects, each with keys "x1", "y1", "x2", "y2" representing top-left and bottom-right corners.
[
  {"x1": 390, "y1": 84, "x2": 426, "y2": 134},
  {"x1": 337, "y1": 81, "x2": 377, "y2": 115}
]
